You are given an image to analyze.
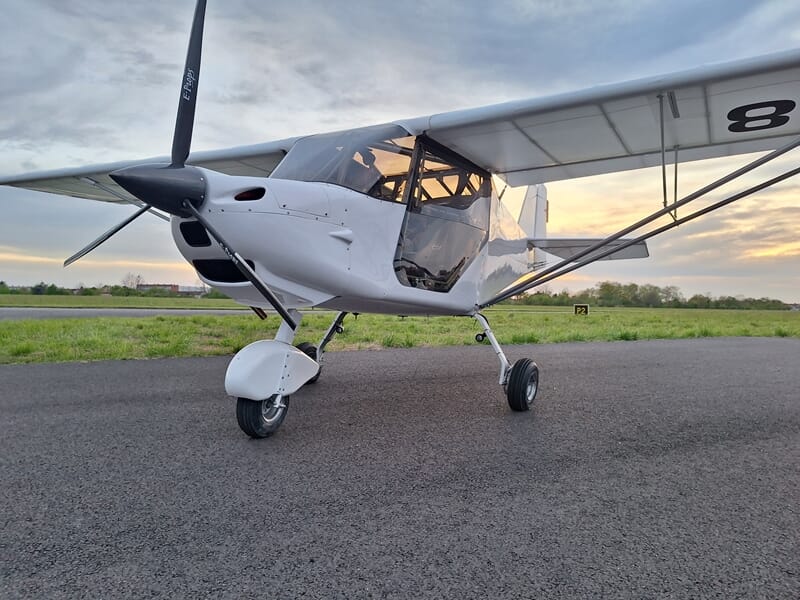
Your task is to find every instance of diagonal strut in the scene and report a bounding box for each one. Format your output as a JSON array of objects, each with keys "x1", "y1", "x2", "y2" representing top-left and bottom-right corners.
[{"x1": 181, "y1": 201, "x2": 297, "y2": 329}]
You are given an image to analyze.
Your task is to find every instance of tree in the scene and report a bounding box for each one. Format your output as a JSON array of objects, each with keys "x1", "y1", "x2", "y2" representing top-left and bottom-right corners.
[
  {"x1": 639, "y1": 284, "x2": 662, "y2": 308},
  {"x1": 44, "y1": 284, "x2": 69, "y2": 295},
  {"x1": 661, "y1": 285, "x2": 684, "y2": 307},
  {"x1": 687, "y1": 294, "x2": 711, "y2": 309},
  {"x1": 596, "y1": 281, "x2": 622, "y2": 306},
  {"x1": 122, "y1": 273, "x2": 144, "y2": 289}
]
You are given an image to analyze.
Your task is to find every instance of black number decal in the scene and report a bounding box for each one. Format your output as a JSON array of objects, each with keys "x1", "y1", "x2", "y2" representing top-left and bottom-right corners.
[{"x1": 727, "y1": 100, "x2": 796, "y2": 133}]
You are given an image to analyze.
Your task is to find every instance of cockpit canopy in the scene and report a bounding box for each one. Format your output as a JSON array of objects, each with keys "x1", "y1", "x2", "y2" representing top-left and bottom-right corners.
[{"x1": 271, "y1": 124, "x2": 414, "y2": 201}]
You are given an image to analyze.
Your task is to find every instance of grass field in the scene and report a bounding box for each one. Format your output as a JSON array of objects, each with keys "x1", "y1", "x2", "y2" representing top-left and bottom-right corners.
[
  {"x1": 0, "y1": 294, "x2": 241, "y2": 309},
  {"x1": 1, "y1": 305, "x2": 797, "y2": 364}
]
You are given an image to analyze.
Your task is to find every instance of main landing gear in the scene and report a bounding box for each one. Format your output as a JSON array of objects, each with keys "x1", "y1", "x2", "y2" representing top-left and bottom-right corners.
[
  {"x1": 474, "y1": 313, "x2": 540, "y2": 411},
  {"x1": 228, "y1": 310, "x2": 348, "y2": 438},
  {"x1": 231, "y1": 310, "x2": 536, "y2": 438}
]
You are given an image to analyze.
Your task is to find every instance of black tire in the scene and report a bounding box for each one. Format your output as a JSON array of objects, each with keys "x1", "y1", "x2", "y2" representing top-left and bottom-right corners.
[
  {"x1": 296, "y1": 342, "x2": 321, "y2": 384},
  {"x1": 236, "y1": 395, "x2": 289, "y2": 438},
  {"x1": 506, "y1": 358, "x2": 539, "y2": 412}
]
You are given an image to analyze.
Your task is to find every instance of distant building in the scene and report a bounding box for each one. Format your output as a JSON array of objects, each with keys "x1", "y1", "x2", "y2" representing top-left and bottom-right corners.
[{"x1": 135, "y1": 283, "x2": 207, "y2": 296}]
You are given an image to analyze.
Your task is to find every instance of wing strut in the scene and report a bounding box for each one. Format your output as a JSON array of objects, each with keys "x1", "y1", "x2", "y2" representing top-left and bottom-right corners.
[
  {"x1": 481, "y1": 135, "x2": 800, "y2": 308},
  {"x1": 672, "y1": 145, "x2": 679, "y2": 221},
  {"x1": 658, "y1": 92, "x2": 680, "y2": 222}
]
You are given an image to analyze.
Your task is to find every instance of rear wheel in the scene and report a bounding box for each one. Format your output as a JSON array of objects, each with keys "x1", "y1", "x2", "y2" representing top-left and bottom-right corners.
[
  {"x1": 506, "y1": 358, "x2": 539, "y2": 412},
  {"x1": 236, "y1": 395, "x2": 289, "y2": 438}
]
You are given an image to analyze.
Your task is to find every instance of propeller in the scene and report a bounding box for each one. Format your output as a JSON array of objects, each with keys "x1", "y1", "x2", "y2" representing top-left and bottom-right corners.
[
  {"x1": 66, "y1": 0, "x2": 207, "y2": 266},
  {"x1": 66, "y1": 0, "x2": 296, "y2": 328}
]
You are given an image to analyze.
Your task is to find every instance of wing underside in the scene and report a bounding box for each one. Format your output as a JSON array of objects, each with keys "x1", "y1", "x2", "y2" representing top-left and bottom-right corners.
[
  {"x1": 0, "y1": 141, "x2": 294, "y2": 203},
  {"x1": 415, "y1": 50, "x2": 800, "y2": 185}
]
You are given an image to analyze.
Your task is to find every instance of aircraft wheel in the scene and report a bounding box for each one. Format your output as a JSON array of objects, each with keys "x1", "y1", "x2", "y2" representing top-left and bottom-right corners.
[
  {"x1": 296, "y1": 342, "x2": 321, "y2": 384},
  {"x1": 506, "y1": 358, "x2": 539, "y2": 412},
  {"x1": 236, "y1": 395, "x2": 290, "y2": 438}
]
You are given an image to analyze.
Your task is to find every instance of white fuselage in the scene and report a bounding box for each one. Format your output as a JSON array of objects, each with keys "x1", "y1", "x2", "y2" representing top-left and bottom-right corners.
[{"x1": 172, "y1": 169, "x2": 534, "y2": 316}]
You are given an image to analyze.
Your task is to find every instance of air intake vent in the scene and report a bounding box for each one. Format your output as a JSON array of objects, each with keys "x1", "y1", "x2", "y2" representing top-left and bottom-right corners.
[
  {"x1": 193, "y1": 259, "x2": 255, "y2": 283},
  {"x1": 235, "y1": 187, "x2": 266, "y2": 201},
  {"x1": 180, "y1": 221, "x2": 211, "y2": 247}
]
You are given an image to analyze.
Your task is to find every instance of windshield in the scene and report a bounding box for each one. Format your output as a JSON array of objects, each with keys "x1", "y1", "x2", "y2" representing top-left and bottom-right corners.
[{"x1": 271, "y1": 124, "x2": 415, "y2": 201}]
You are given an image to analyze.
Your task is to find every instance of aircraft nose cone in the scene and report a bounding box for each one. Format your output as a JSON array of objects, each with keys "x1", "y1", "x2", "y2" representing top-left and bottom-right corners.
[{"x1": 110, "y1": 164, "x2": 206, "y2": 217}]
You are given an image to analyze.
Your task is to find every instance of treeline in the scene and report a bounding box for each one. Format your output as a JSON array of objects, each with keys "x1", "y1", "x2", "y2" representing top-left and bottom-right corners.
[
  {"x1": 507, "y1": 281, "x2": 790, "y2": 310},
  {"x1": 0, "y1": 281, "x2": 227, "y2": 299},
  {"x1": 0, "y1": 281, "x2": 75, "y2": 296},
  {"x1": 0, "y1": 281, "x2": 176, "y2": 297},
  {"x1": 1, "y1": 279, "x2": 791, "y2": 309}
]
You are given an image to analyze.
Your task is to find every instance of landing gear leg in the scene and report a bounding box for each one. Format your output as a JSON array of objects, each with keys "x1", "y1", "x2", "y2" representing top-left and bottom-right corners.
[
  {"x1": 275, "y1": 309, "x2": 302, "y2": 344},
  {"x1": 473, "y1": 312, "x2": 539, "y2": 412},
  {"x1": 316, "y1": 311, "x2": 348, "y2": 364}
]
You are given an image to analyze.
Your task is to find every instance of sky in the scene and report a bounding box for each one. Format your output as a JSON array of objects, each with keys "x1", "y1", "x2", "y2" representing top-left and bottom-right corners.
[{"x1": 1, "y1": 0, "x2": 799, "y2": 302}]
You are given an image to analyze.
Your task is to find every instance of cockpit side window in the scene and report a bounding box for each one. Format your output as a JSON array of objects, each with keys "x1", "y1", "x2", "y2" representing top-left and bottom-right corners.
[{"x1": 410, "y1": 144, "x2": 491, "y2": 229}]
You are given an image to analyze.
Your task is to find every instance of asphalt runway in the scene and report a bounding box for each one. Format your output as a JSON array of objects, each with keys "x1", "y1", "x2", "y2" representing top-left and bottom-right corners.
[{"x1": 2, "y1": 338, "x2": 798, "y2": 598}]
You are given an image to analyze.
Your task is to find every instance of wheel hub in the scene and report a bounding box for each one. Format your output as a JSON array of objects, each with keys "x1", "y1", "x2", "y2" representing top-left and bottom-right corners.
[
  {"x1": 526, "y1": 376, "x2": 538, "y2": 402},
  {"x1": 262, "y1": 395, "x2": 285, "y2": 424}
]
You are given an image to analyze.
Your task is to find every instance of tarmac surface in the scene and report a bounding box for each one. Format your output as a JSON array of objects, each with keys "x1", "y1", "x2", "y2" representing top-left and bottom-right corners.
[{"x1": 2, "y1": 338, "x2": 799, "y2": 598}]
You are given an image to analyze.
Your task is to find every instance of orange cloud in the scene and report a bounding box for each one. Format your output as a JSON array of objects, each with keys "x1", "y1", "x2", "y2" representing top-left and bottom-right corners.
[
  {"x1": 0, "y1": 249, "x2": 190, "y2": 270},
  {"x1": 744, "y1": 242, "x2": 800, "y2": 259}
]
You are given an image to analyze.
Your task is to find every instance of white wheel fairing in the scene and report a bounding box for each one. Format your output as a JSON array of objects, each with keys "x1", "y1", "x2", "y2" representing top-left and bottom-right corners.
[{"x1": 225, "y1": 340, "x2": 320, "y2": 401}]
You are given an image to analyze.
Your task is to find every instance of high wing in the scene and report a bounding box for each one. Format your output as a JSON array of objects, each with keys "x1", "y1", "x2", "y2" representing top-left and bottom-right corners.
[
  {"x1": 2, "y1": 49, "x2": 799, "y2": 198},
  {"x1": 0, "y1": 139, "x2": 295, "y2": 203},
  {"x1": 404, "y1": 48, "x2": 800, "y2": 186}
]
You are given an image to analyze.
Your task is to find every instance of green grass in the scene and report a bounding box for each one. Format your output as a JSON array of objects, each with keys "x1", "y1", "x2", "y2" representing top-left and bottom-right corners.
[
  {"x1": 0, "y1": 294, "x2": 242, "y2": 309},
  {"x1": 0, "y1": 307, "x2": 797, "y2": 364}
]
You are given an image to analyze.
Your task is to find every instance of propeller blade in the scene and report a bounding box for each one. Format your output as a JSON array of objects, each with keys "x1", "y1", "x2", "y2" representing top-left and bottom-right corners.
[
  {"x1": 181, "y1": 200, "x2": 298, "y2": 329},
  {"x1": 64, "y1": 205, "x2": 151, "y2": 267},
  {"x1": 171, "y1": 0, "x2": 207, "y2": 167}
]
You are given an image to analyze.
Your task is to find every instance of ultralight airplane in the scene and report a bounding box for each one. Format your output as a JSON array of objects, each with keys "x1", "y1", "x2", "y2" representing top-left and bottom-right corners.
[{"x1": 2, "y1": 0, "x2": 799, "y2": 437}]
